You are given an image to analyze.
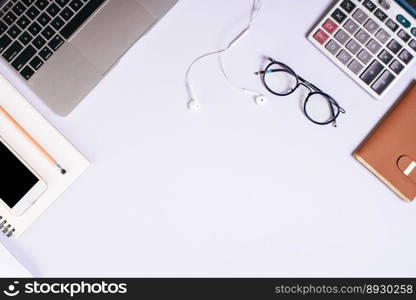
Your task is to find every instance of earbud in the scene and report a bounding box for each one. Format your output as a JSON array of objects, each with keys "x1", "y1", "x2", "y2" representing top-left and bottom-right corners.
[
  {"x1": 255, "y1": 95, "x2": 268, "y2": 106},
  {"x1": 187, "y1": 98, "x2": 201, "y2": 111}
]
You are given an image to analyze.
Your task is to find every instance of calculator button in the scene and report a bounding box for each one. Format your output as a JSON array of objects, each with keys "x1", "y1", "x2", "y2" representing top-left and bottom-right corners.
[
  {"x1": 412, "y1": 28, "x2": 416, "y2": 37},
  {"x1": 343, "y1": 19, "x2": 359, "y2": 34},
  {"x1": 353, "y1": 8, "x2": 369, "y2": 24},
  {"x1": 356, "y1": 29, "x2": 371, "y2": 44},
  {"x1": 371, "y1": 70, "x2": 395, "y2": 95},
  {"x1": 340, "y1": 0, "x2": 356, "y2": 13},
  {"x1": 387, "y1": 39, "x2": 402, "y2": 54},
  {"x1": 323, "y1": 19, "x2": 338, "y2": 34},
  {"x1": 325, "y1": 39, "x2": 341, "y2": 55},
  {"x1": 397, "y1": 29, "x2": 410, "y2": 43},
  {"x1": 337, "y1": 49, "x2": 353, "y2": 65},
  {"x1": 360, "y1": 60, "x2": 384, "y2": 84},
  {"x1": 389, "y1": 59, "x2": 404, "y2": 75},
  {"x1": 375, "y1": 28, "x2": 391, "y2": 44},
  {"x1": 334, "y1": 29, "x2": 350, "y2": 45},
  {"x1": 398, "y1": 49, "x2": 413, "y2": 64},
  {"x1": 378, "y1": 49, "x2": 393, "y2": 64},
  {"x1": 348, "y1": 59, "x2": 364, "y2": 75},
  {"x1": 332, "y1": 8, "x2": 347, "y2": 24},
  {"x1": 385, "y1": 19, "x2": 398, "y2": 33},
  {"x1": 363, "y1": 0, "x2": 377, "y2": 12},
  {"x1": 396, "y1": 14, "x2": 411, "y2": 28},
  {"x1": 313, "y1": 29, "x2": 329, "y2": 44},
  {"x1": 346, "y1": 39, "x2": 361, "y2": 54},
  {"x1": 374, "y1": 8, "x2": 387, "y2": 21},
  {"x1": 364, "y1": 18, "x2": 379, "y2": 34},
  {"x1": 409, "y1": 39, "x2": 416, "y2": 51},
  {"x1": 357, "y1": 49, "x2": 373, "y2": 64},
  {"x1": 366, "y1": 39, "x2": 382, "y2": 54}
]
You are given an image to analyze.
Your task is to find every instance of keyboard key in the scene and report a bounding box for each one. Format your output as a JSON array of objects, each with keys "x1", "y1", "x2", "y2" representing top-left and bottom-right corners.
[
  {"x1": 37, "y1": 12, "x2": 51, "y2": 26},
  {"x1": 4, "y1": 11, "x2": 17, "y2": 25},
  {"x1": 353, "y1": 8, "x2": 369, "y2": 24},
  {"x1": 331, "y1": 8, "x2": 347, "y2": 24},
  {"x1": 7, "y1": 25, "x2": 21, "y2": 39},
  {"x1": 357, "y1": 48, "x2": 372, "y2": 64},
  {"x1": 39, "y1": 46, "x2": 52, "y2": 60},
  {"x1": 337, "y1": 49, "x2": 352, "y2": 65},
  {"x1": 385, "y1": 19, "x2": 399, "y2": 32},
  {"x1": 60, "y1": 7, "x2": 74, "y2": 21},
  {"x1": 46, "y1": 3, "x2": 60, "y2": 17},
  {"x1": 397, "y1": 29, "x2": 410, "y2": 43},
  {"x1": 26, "y1": 6, "x2": 40, "y2": 20},
  {"x1": 343, "y1": 19, "x2": 359, "y2": 34},
  {"x1": 32, "y1": 35, "x2": 46, "y2": 49},
  {"x1": 398, "y1": 49, "x2": 413, "y2": 64},
  {"x1": 364, "y1": 18, "x2": 379, "y2": 34},
  {"x1": 35, "y1": 0, "x2": 49, "y2": 10},
  {"x1": 378, "y1": 50, "x2": 393, "y2": 64},
  {"x1": 18, "y1": 31, "x2": 33, "y2": 45},
  {"x1": 366, "y1": 39, "x2": 382, "y2": 54},
  {"x1": 374, "y1": 9, "x2": 387, "y2": 21},
  {"x1": 41, "y1": 25, "x2": 55, "y2": 40},
  {"x1": 371, "y1": 70, "x2": 395, "y2": 95},
  {"x1": 11, "y1": 44, "x2": 36, "y2": 71},
  {"x1": 389, "y1": 59, "x2": 404, "y2": 75},
  {"x1": 356, "y1": 29, "x2": 371, "y2": 44},
  {"x1": 48, "y1": 34, "x2": 64, "y2": 50},
  {"x1": 51, "y1": 16, "x2": 65, "y2": 31},
  {"x1": 323, "y1": 19, "x2": 338, "y2": 34},
  {"x1": 0, "y1": 22, "x2": 7, "y2": 34},
  {"x1": 0, "y1": 35, "x2": 12, "y2": 53},
  {"x1": 69, "y1": 0, "x2": 83, "y2": 11},
  {"x1": 28, "y1": 22, "x2": 42, "y2": 36},
  {"x1": 22, "y1": 0, "x2": 36, "y2": 6},
  {"x1": 3, "y1": 41, "x2": 23, "y2": 62},
  {"x1": 12, "y1": 3, "x2": 26, "y2": 16},
  {"x1": 313, "y1": 29, "x2": 329, "y2": 44},
  {"x1": 334, "y1": 28, "x2": 349, "y2": 45},
  {"x1": 346, "y1": 39, "x2": 361, "y2": 54},
  {"x1": 61, "y1": 0, "x2": 105, "y2": 39},
  {"x1": 56, "y1": 0, "x2": 70, "y2": 8},
  {"x1": 387, "y1": 39, "x2": 402, "y2": 54},
  {"x1": 29, "y1": 56, "x2": 43, "y2": 70},
  {"x1": 360, "y1": 60, "x2": 384, "y2": 84},
  {"x1": 375, "y1": 28, "x2": 390, "y2": 44},
  {"x1": 363, "y1": 0, "x2": 377, "y2": 12},
  {"x1": 16, "y1": 15, "x2": 30, "y2": 29},
  {"x1": 410, "y1": 40, "x2": 416, "y2": 51},
  {"x1": 340, "y1": 0, "x2": 356, "y2": 13},
  {"x1": 20, "y1": 65, "x2": 34, "y2": 80},
  {"x1": 348, "y1": 59, "x2": 364, "y2": 75},
  {"x1": 325, "y1": 39, "x2": 341, "y2": 55}
]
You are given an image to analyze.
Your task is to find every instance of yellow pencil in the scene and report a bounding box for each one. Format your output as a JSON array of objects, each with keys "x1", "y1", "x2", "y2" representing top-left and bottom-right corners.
[{"x1": 0, "y1": 105, "x2": 66, "y2": 175}]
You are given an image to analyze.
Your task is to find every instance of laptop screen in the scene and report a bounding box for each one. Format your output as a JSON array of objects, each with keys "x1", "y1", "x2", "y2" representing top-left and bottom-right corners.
[{"x1": 396, "y1": 0, "x2": 416, "y2": 18}]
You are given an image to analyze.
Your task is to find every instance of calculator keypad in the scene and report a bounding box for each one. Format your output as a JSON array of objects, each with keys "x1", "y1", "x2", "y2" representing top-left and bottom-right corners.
[{"x1": 310, "y1": 0, "x2": 415, "y2": 96}]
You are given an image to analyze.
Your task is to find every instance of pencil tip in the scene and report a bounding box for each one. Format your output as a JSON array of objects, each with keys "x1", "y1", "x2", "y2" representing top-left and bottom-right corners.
[{"x1": 61, "y1": 169, "x2": 67, "y2": 175}]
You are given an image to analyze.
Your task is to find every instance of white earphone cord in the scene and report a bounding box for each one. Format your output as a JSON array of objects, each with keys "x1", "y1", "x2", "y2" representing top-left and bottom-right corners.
[{"x1": 185, "y1": 0, "x2": 264, "y2": 108}]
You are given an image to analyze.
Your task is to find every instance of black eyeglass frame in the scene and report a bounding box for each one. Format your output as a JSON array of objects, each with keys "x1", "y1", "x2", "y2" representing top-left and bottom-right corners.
[{"x1": 257, "y1": 58, "x2": 346, "y2": 126}]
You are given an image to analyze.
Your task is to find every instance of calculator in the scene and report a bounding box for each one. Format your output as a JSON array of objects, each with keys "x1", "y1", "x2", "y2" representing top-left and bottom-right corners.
[{"x1": 308, "y1": 0, "x2": 416, "y2": 99}]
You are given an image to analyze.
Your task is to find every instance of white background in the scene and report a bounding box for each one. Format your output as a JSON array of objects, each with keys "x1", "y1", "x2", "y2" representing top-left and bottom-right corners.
[{"x1": 2, "y1": 0, "x2": 416, "y2": 277}]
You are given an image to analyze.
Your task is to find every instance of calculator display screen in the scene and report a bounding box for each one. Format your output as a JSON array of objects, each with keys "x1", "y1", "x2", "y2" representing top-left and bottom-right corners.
[{"x1": 396, "y1": 0, "x2": 416, "y2": 17}]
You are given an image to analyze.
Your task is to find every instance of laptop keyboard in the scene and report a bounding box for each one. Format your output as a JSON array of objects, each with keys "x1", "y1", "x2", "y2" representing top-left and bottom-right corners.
[{"x1": 0, "y1": 0, "x2": 105, "y2": 80}]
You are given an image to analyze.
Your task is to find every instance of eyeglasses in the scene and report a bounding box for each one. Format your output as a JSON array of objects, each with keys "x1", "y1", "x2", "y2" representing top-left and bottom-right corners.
[{"x1": 255, "y1": 58, "x2": 345, "y2": 127}]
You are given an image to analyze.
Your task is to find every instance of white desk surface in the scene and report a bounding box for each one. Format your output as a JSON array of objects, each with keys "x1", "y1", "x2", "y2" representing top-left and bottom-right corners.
[{"x1": 2, "y1": 0, "x2": 416, "y2": 277}]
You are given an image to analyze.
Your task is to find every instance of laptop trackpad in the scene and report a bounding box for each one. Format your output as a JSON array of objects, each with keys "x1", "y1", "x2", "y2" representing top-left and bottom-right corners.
[{"x1": 70, "y1": 0, "x2": 155, "y2": 74}]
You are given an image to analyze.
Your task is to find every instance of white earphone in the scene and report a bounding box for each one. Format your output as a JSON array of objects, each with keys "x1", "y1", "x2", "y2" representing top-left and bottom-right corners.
[{"x1": 185, "y1": 0, "x2": 266, "y2": 111}]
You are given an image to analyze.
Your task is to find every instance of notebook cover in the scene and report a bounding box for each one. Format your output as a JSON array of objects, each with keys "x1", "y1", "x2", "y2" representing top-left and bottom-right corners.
[
  {"x1": 354, "y1": 84, "x2": 416, "y2": 202},
  {"x1": 0, "y1": 74, "x2": 89, "y2": 237}
]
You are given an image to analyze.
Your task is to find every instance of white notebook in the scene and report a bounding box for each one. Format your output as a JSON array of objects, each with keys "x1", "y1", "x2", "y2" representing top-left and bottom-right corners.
[
  {"x1": 0, "y1": 242, "x2": 31, "y2": 277},
  {"x1": 0, "y1": 74, "x2": 89, "y2": 238}
]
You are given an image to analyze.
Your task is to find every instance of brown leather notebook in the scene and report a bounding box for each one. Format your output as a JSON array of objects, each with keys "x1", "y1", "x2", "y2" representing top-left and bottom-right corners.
[{"x1": 354, "y1": 83, "x2": 416, "y2": 202}]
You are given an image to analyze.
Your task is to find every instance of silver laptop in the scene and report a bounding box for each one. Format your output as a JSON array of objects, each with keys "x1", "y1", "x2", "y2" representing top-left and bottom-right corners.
[{"x1": 0, "y1": 0, "x2": 178, "y2": 115}]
